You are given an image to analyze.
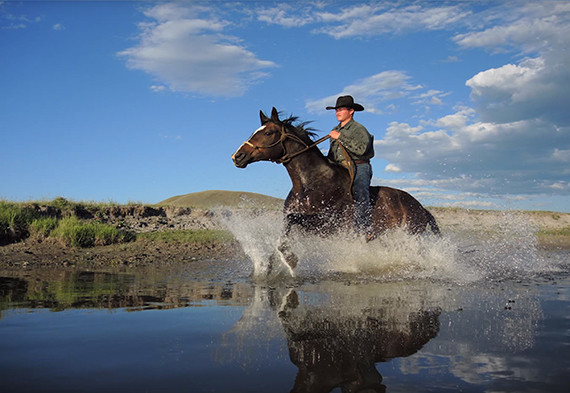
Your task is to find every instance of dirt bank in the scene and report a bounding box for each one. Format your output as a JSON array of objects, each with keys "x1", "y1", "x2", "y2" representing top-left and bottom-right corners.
[
  {"x1": 429, "y1": 207, "x2": 570, "y2": 232},
  {"x1": 430, "y1": 208, "x2": 570, "y2": 249}
]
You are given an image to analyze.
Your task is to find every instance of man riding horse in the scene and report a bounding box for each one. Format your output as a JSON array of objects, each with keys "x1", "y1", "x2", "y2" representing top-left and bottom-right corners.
[
  {"x1": 326, "y1": 95, "x2": 375, "y2": 240},
  {"x1": 231, "y1": 105, "x2": 439, "y2": 274}
]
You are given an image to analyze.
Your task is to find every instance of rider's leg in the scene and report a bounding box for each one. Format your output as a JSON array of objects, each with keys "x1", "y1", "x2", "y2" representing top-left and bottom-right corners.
[{"x1": 353, "y1": 163, "x2": 373, "y2": 235}]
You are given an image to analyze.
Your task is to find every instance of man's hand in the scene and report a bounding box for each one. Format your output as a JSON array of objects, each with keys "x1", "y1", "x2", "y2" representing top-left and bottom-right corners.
[{"x1": 329, "y1": 130, "x2": 340, "y2": 139}]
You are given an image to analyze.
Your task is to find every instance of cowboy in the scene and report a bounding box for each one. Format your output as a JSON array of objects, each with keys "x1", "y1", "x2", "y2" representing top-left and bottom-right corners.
[{"x1": 326, "y1": 95, "x2": 375, "y2": 236}]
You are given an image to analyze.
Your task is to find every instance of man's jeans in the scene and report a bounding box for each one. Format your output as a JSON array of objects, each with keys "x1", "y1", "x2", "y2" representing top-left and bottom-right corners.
[{"x1": 353, "y1": 162, "x2": 373, "y2": 234}]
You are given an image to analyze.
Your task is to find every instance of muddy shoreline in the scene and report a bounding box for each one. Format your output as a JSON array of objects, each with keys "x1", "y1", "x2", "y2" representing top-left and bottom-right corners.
[{"x1": 0, "y1": 237, "x2": 246, "y2": 270}]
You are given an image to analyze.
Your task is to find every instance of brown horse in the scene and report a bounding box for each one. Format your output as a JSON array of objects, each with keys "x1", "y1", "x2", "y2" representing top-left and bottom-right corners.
[{"x1": 232, "y1": 108, "x2": 439, "y2": 270}]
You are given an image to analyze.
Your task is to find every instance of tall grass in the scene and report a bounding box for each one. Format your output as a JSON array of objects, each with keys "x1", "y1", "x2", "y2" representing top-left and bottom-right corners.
[
  {"x1": 51, "y1": 216, "x2": 135, "y2": 248},
  {"x1": 0, "y1": 201, "x2": 42, "y2": 242},
  {"x1": 29, "y1": 217, "x2": 59, "y2": 238}
]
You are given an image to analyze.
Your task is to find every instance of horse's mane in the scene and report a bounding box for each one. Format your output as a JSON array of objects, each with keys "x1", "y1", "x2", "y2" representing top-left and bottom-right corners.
[{"x1": 279, "y1": 114, "x2": 319, "y2": 145}]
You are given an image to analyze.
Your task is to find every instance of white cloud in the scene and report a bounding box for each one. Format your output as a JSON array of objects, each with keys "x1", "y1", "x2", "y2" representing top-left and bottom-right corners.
[
  {"x1": 315, "y1": 3, "x2": 471, "y2": 38},
  {"x1": 552, "y1": 149, "x2": 570, "y2": 163},
  {"x1": 548, "y1": 182, "x2": 569, "y2": 191},
  {"x1": 436, "y1": 107, "x2": 475, "y2": 130},
  {"x1": 456, "y1": 2, "x2": 570, "y2": 125},
  {"x1": 256, "y1": 4, "x2": 314, "y2": 27},
  {"x1": 441, "y1": 55, "x2": 459, "y2": 63},
  {"x1": 453, "y1": 2, "x2": 570, "y2": 55},
  {"x1": 0, "y1": 2, "x2": 42, "y2": 30},
  {"x1": 385, "y1": 163, "x2": 401, "y2": 173},
  {"x1": 159, "y1": 133, "x2": 182, "y2": 140},
  {"x1": 465, "y1": 56, "x2": 569, "y2": 124},
  {"x1": 374, "y1": 114, "x2": 570, "y2": 197},
  {"x1": 52, "y1": 23, "x2": 65, "y2": 30},
  {"x1": 150, "y1": 85, "x2": 166, "y2": 92},
  {"x1": 373, "y1": 177, "x2": 504, "y2": 209},
  {"x1": 412, "y1": 89, "x2": 450, "y2": 106},
  {"x1": 118, "y1": 3, "x2": 276, "y2": 97},
  {"x1": 305, "y1": 70, "x2": 426, "y2": 114}
]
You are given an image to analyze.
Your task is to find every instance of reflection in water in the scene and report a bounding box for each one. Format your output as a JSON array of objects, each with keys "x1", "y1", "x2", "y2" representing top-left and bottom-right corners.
[
  {"x1": 279, "y1": 289, "x2": 440, "y2": 393},
  {"x1": 220, "y1": 277, "x2": 551, "y2": 392},
  {"x1": 0, "y1": 265, "x2": 254, "y2": 317},
  {"x1": 0, "y1": 271, "x2": 138, "y2": 311},
  {"x1": 223, "y1": 282, "x2": 442, "y2": 393}
]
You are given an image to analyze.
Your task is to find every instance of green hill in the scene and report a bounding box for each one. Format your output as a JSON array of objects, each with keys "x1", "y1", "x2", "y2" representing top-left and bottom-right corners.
[{"x1": 158, "y1": 190, "x2": 283, "y2": 210}]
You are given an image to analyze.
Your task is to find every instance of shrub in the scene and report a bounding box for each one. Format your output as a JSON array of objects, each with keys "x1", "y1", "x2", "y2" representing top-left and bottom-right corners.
[{"x1": 49, "y1": 197, "x2": 74, "y2": 211}]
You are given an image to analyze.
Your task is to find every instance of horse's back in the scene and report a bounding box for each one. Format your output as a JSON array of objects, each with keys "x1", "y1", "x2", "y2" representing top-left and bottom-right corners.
[{"x1": 370, "y1": 186, "x2": 438, "y2": 234}]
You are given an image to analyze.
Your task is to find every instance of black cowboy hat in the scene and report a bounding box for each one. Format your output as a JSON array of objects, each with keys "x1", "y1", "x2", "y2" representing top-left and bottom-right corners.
[{"x1": 326, "y1": 95, "x2": 364, "y2": 111}]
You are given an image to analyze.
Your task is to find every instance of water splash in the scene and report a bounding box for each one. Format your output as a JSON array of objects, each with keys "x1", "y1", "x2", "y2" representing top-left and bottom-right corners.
[
  {"x1": 218, "y1": 208, "x2": 555, "y2": 284},
  {"x1": 219, "y1": 208, "x2": 290, "y2": 280},
  {"x1": 447, "y1": 210, "x2": 553, "y2": 280}
]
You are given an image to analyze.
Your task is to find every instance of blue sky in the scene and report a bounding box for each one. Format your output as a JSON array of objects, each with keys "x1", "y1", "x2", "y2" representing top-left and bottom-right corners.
[{"x1": 1, "y1": 1, "x2": 569, "y2": 212}]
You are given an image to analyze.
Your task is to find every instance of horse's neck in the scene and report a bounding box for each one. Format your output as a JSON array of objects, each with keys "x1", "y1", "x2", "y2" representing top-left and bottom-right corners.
[{"x1": 284, "y1": 149, "x2": 346, "y2": 192}]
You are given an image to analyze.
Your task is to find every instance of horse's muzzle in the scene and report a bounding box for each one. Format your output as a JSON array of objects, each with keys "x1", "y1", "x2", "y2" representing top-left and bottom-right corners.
[{"x1": 231, "y1": 150, "x2": 249, "y2": 168}]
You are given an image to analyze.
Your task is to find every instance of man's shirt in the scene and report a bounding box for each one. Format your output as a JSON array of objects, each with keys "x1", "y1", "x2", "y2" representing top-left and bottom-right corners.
[{"x1": 327, "y1": 119, "x2": 374, "y2": 164}]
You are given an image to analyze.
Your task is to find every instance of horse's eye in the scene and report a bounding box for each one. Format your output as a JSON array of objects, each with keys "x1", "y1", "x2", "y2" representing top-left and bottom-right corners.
[{"x1": 264, "y1": 130, "x2": 276, "y2": 136}]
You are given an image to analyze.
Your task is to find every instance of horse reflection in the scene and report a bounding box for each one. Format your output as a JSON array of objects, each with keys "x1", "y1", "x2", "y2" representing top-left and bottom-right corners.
[
  {"x1": 278, "y1": 290, "x2": 440, "y2": 393},
  {"x1": 225, "y1": 285, "x2": 441, "y2": 393}
]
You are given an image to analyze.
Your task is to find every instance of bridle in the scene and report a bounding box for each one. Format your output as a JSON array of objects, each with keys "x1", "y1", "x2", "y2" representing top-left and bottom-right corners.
[{"x1": 244, "y1": 123, "x2": 331, "y2": 164}]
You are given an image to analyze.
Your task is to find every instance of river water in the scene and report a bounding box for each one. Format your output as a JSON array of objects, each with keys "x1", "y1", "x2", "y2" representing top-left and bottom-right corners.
[{"x1": 1, "y1": 211, "x2": 569, "y2": 392}]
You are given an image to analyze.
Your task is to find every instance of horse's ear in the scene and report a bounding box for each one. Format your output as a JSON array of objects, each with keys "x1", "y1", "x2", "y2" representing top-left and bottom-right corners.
[
  {"x1": 271, "y1": 107, "x2": 280, "y2": 122},
  {"x1": 260, "y1": 110, "x2": 269, "y2": 124}
]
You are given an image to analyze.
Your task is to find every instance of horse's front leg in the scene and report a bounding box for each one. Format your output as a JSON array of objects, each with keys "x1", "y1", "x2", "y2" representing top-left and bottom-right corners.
[
  {"x1": 277, "y1": 236, "x2": 299, "y2": 270},
  {"x1": 268, "y1": 214, "x2": 300, "y2": 274}
]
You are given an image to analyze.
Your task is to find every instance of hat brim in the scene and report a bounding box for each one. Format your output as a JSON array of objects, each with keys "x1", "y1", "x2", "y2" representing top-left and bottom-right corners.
[{"x1": 326, "y1": 104, "x2": 364, "y2": 111}]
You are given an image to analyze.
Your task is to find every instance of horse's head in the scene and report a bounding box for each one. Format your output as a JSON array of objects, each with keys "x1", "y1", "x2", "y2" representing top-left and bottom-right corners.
[{"x1": 232, "y1": 107, "x2": 288, "y2": 168}]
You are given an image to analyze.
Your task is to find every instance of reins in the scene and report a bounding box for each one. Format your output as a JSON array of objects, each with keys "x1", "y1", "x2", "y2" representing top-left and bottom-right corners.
[
  {"x1": 280, "y1": 133, "x2": 331, "y2": 163},
  {"x1": 275, "y1": 124, "x2": 355, "y2": 189}
]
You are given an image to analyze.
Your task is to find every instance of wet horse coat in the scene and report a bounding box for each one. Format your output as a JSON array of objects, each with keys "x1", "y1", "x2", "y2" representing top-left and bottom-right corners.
[{"x1": 232, "y1": 108, "x2": 439, "y2": 269}]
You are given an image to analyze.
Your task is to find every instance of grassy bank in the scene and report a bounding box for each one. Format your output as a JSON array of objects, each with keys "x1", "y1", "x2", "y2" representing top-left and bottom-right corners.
[
  {"x1": 1, "y1": 198, "x2": 236, "y2": 250},
  {"x1": 0, "y1": 199, "x2": 137, "y2": 247}
]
